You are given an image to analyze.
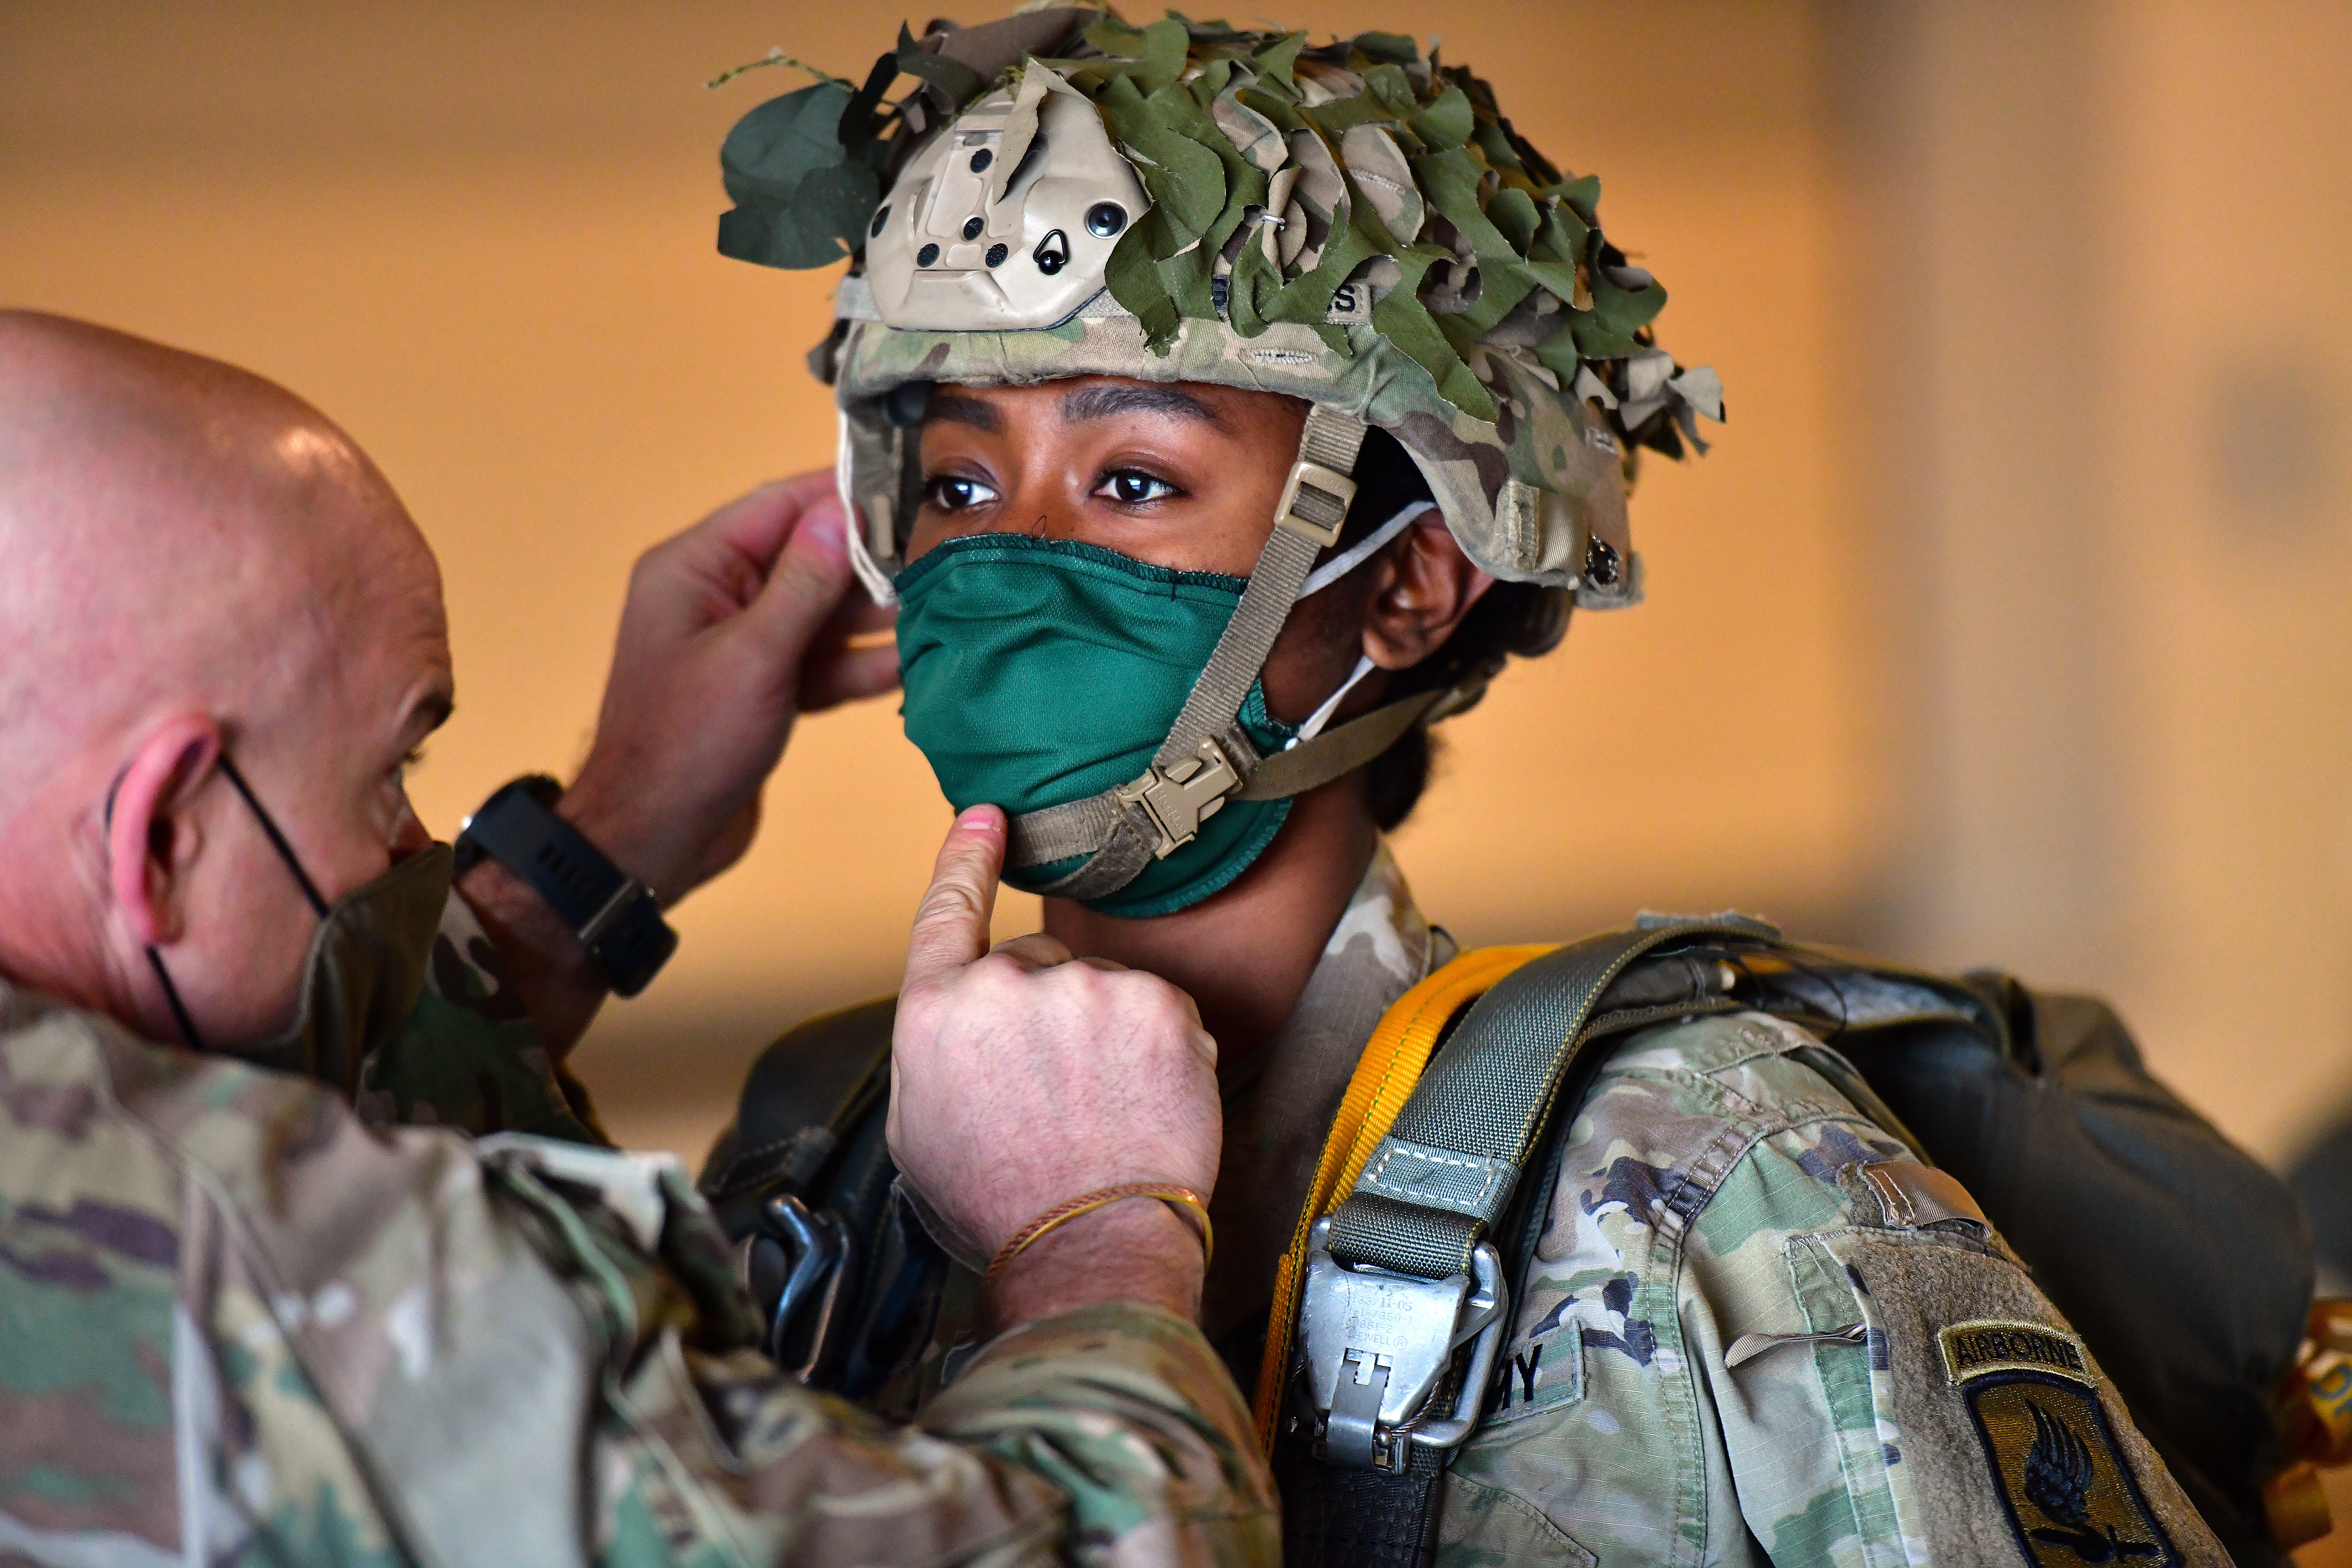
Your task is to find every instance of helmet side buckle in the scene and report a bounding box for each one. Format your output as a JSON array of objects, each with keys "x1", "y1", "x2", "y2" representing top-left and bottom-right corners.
[{"x1": 1276, "y1": 460, "x2": 1358, "y2": 549}]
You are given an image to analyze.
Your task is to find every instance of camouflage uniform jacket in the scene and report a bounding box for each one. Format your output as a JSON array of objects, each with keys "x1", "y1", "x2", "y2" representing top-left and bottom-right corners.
[
  {"x1": 0, "y1": 895, "x2": 1279, "y2": 1567},
  {"x1": 900, "y1": 846, "x2": 2225, "y2": 1565}
]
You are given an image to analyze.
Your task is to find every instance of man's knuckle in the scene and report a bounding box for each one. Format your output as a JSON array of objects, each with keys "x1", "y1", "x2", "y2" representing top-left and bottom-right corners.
[{"x1": 915, "y1": 880, "x2": 983, "y2": 928}]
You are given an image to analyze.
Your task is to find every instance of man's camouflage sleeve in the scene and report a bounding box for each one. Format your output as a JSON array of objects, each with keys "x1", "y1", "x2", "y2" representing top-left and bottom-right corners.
[
  {"x1": 0, "y1": 987, "x2": 1278, "y2": 1566},
  {"x1": 1440, "y1": 1010, "x2": 2229, "y2": 1567},
  {"x1": 353, "y1": 886, "x2": 609, "y2": 1145}
]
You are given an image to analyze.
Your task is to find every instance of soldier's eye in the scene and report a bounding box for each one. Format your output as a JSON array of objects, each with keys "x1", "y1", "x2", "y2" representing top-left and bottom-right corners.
[
  {"x1": 926, "y1": 475, "x2": 999, "y2": 512},
  {"x1": 1098, "y1": 470, "x2": 1178, "y2": 506}
]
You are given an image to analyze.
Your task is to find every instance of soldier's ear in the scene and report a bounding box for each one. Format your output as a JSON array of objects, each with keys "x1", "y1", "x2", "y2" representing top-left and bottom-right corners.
[
  {"x1": 106, "y1": 714, "x2": 222, "y2": 948},
  {"x1": 1359, "y1": 515, "x2": 1494, "y2": 670}
]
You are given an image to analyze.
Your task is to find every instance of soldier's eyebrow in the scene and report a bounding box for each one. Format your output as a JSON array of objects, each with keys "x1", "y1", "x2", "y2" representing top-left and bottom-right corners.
[
  {"x1": 1061, "y1": 384, "x2": 1223, "y2": 428},
  {"x1": 926, "y1": 394, "x2": 999, "y2": 433}
]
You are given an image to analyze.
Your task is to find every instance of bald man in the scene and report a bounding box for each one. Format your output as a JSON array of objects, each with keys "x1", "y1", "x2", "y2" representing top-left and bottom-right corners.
[{"x1": 0, "y1": 312, "x2": 1271, "y2": 1565}]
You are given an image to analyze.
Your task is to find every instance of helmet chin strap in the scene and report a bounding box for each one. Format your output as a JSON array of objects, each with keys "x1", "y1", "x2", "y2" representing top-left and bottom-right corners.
[{"x1": 1005, "y1": 410, "x2": 1467, "y2": 901}]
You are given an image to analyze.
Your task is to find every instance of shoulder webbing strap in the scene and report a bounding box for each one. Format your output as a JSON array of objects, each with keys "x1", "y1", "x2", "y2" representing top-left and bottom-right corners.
[
  {"x1": 1005, "y1": 405, "x2": 1368, "y2": 898},
  {"x1": 1324, "y1": 918, "x2": 1763, "y2": 1280},
  {"x1": 1250, "y1": 945, "x2": 1556, "y2": 1452}
]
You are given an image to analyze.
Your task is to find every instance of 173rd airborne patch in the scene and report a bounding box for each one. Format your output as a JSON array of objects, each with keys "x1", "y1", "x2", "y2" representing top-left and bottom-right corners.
[{"x1": 1942, "y1": 1320, "x2": 2178, "y2": 1565}]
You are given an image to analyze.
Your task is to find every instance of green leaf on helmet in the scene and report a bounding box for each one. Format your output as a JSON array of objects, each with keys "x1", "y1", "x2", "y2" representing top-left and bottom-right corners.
[
  {"x1": 1224, "y1": 242, "x2": 1282, "y2": 338},
  {"x1": 1135, "y1": 18, "x2": 1191, "y2": 93},
  {"x1": 1363, "y1": 63, "x2": 1422, "y2": 119},
  {"x1": 894, "y1": 22, "x2": 984, "y2": 105},
  {"x1": 1250, "y1": 31, "x2": 1309, "y2": 92},
  {"x1": 1452, "y1": 259, "x2": 1537, "y2": 339},
  {"x1": 1467, "y1": 119, "x2": 1523, "y2": 178},
  {"x1": 1300, "y1": 92, "x2": 1391, "y2": 135},
  {"x1": 1571, "y1": 259, "x2": 1667, "y2": 359},
  {"x1": 1072, "y1": 14, "x2": 1187, "y2": 93},
  {"x1": 1408, "y1": 84, "x2": 1474, "y2": 152},
  {"x1": 1532, "y1": 318, "x2": 1585, "y2": 387},
  {"x1": 1105, "y1": 227, "x2": 1182, "y2": 350},
  {"x1": 1410, "y1": 147, "x2": 1516, "y2": 257},
  {"x1": 1530, "y1": 199, "x2": 1588, "y2": 268},
  {"x1": 1082, "y1": 14, "x2": 1148, "y2": 59},
  {"x1": 716, "y1": 81, "x2": 883, "y2": 270},
  {"x1": 1582, "y1": 242, "x2": 1667, "y2": 341},
  {"x1": 1486, "y1": 185, "x2": 1540, "y2": 253},
  {"x1": 1236, "y1": 82, "x2": 1307, "y2": 134},
  {"x1": 1554, "y1": 172, "x2": 1603, "y2": 226},
  {"x1": 1352, "y1": 32, "x2": 1420, "y2": 64},
  {"x1": 1094, "y1": 76, "x2": 1227, "y2": 259}
]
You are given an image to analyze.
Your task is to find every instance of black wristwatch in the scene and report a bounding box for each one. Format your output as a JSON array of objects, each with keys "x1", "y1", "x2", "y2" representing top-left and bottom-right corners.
[{"x1": 454, "y1": 775, "x2": 678, "y2": 997}]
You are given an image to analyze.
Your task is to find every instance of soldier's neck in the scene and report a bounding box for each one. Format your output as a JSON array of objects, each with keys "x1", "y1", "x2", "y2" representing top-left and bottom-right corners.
[{"x1": 1042, "y1": 775, "x2": 1378, "y2": 1070}]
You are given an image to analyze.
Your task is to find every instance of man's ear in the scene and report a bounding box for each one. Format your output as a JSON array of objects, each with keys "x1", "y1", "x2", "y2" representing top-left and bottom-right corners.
[
  {"x1": 107, "y1": 714, "x2": 222, "y2": 948},
  {"x1": 1361, "y1": 514, "x2": 1496, "y2": 670}
]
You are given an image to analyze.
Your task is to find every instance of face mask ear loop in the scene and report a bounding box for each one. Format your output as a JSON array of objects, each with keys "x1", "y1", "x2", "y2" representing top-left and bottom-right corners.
[
  {"x1": 102, "y1": 766, "x2": 213, "y2": 1052},
  {"x1": 1295, "y1": 501, "x2": 1436, "y2": 601},
  {"x1": 216, "y1": 755, "x2": 330, "y2": 918},
  {"x1": 1287, "y1": 655, "x2": 1378, "y2": 748},
  {"x1": 145, "y1": 948, "x2": 209, "y2": 1052}
]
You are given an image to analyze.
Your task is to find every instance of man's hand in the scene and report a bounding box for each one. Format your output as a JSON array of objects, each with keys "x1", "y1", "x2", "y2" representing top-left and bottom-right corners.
[
  {"x1": 456, "y1": 473, "x2": 896, "y2": 1055},
  {"x1": 890, "y1": 807, "x2": 1221, "y2": 1330},
  {"x1": 561, "y1": 471, "x2": 896, "y2": 901}
]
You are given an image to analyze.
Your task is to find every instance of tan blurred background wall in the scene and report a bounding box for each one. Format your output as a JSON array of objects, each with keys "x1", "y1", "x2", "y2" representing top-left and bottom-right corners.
[{"x1": 4, "y1": 0, "x2": 2346, "y2": 1180}]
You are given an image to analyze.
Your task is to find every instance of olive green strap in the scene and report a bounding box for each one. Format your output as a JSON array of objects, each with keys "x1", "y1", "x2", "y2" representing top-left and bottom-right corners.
[
  {"x1": 1324, "y1": 919, "x2": 1761, "y2": 1279},
  {"x1": 1232, "y1": 686, "x2": 1456, "y2": 802}
]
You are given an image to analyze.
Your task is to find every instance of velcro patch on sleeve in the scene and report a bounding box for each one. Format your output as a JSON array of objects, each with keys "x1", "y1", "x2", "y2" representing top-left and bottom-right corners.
[
  {"x1": 1939, "y1": 1320, "x2": 2095, "y2": 1387},
  {"x1": 1860, "y1": 1162, "x2": 1989, "y2": 1231},
  {"x1": 1965, "y1": 1375, "x2": 2180, "y2": 1566}
]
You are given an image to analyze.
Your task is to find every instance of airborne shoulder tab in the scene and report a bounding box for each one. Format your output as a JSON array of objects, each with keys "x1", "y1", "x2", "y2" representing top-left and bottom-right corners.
[{"x1": 1939, "y1": 1320, "x2": 2094, "y2": 1386}]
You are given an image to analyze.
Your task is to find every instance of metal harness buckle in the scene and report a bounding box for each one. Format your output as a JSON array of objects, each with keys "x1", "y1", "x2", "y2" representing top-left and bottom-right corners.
[
  {"x1": 741, "y1": 1190, "x2": 854, "y2": 1381},
  {"x1": 1292, "y1": 1216, "x2": 1510, "y2": 1470},
  {"x1": 1275, "y1": 459, "x2": 1359, "y2": 548},
  {"x1": 1116, "y1": 735, "x2": 1243, "y2": 858}
]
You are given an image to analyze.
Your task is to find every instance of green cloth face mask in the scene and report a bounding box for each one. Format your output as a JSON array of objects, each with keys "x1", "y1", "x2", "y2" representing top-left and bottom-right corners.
[{"x1": 895, "y1": 533, "x2": 1297, "y2": 918}]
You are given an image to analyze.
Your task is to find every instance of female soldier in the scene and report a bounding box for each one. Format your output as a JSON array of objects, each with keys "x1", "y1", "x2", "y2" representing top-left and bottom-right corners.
[{"x1": 705, "y1": 11, "x2": 2270, "y2": 1563}]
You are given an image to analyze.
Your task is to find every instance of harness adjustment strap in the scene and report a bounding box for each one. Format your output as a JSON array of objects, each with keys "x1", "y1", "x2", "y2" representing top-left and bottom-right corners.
[{"x1": 1285, "y1": 918, "x2": 1777, "y2": 1470}]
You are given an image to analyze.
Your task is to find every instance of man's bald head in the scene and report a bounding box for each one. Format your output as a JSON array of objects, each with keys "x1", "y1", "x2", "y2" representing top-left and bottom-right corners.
[
  {"x1": 0, "y1": 312, "x2": 454, "y2": 1035},
  {"x1": 0, "y1": 311, "x2": 444, "y2": 811}
]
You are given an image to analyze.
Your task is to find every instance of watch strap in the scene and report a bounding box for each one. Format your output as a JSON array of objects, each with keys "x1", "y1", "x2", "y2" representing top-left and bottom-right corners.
[{"x1": 456, "y1": 776, "x2": 678, "y2": 997}]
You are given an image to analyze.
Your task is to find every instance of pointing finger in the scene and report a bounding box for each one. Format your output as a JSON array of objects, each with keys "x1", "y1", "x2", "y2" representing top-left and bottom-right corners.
[{"x1": 904, "y1": 805, "x2": 1006, "y2": 992}]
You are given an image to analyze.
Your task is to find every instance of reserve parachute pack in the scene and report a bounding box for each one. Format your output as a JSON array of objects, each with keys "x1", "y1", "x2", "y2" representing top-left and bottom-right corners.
[{"x1": 699, "y1": 917, "x2": 2313, "y2": 1566}]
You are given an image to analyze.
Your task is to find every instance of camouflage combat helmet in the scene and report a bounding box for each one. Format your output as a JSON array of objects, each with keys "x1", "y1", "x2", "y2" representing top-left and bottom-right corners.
[{"x1": 715, "y1": 8, "x2": 1722, "y2": 900}]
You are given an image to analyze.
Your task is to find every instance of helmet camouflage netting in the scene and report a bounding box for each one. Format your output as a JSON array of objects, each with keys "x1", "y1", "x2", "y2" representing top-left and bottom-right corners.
[{"x1": 713, "y1": 7, "x2": 1722, "y2": 610}]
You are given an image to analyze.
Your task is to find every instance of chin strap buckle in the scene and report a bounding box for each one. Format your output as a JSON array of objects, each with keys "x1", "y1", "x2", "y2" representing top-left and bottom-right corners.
[{"x1": 1118, "y1": 735, "x2": 1244, "y2": 859}]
